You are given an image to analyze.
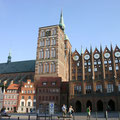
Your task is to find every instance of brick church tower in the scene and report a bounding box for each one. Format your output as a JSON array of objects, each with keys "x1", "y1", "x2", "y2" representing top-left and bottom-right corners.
[{"x1": 34, "y1": 11, "x2": 72, "y2": 82}]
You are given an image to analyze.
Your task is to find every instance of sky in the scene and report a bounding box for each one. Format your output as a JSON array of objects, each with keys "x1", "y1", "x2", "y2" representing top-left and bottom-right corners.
[{"x1": 0, "y1": 0, "x2": 120, "y2": 63}]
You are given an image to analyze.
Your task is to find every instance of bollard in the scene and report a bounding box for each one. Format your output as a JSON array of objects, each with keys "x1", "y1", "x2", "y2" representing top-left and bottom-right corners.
[
  {"x1": 119, "y1": 112, "x2": 120, "y2": 120},
  {"x1": 73, "y1": 112, "x2": 75, "y2": 120},
  {"x1": 95, "y1": 112, "x2": 97, "y2": 120},
  {"x1": 18, "y1": 117, "x2": 19, "y2": 120},
  {"x1": 36, "y1": 114, "x2": 38, "y2": 120},
  {"x1": 28, "y1": 115, "x2": 30, "y2": 120},
  {"x1": 105, "y1": 111, "x2": 108, "y2": 120},
  {"x1": 51, "y1": 114, "x2": 52, "y2": 120}
]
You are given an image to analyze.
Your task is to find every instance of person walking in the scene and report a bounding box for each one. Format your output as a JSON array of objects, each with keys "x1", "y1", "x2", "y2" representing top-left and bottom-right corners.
[
  {"x1": 68, "y1": 105, "x2": 74, "y2": 117},
  {"x1": 62, "y1": 104, "x2": 67, "y2": 116},
  {"x1": 87, "y1": 106, "x2": 91, "y2": 120}
]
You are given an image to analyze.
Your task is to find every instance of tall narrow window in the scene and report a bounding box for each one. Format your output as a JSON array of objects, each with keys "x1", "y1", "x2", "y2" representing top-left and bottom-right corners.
[
  {"x1": 96, "y1": 84, "x2": 102, "y2": 93},
  {"x1": 51, "y1": 38, "x2": 56, "y2": 45},
  {"x1": 107, "y1": 84, "x2": 114, "y2": 93},
  {"x1": 46, "y1": 38, "x2": 50, "y2": 46},
  {"x1": 45, "y1": 63, "x2": 49, "y2": 73},
  {"x1": 39, "y1": 49, "x2": 44, "y2": 59},
  {"x1": 41, "y1": 30, "x2": 45, "y2": 37},
  {"x1": 51, "y1": 62, "x2": 56, "y2": 73},
  {"x1": 51, "y1": 29, "x2": 56, "y2": 36},
  {"x1": 39, "y1": 63, "x2": 43, "y2": 74},
  {"x1": 40, "y1": 40, "x2": 44, "y2": 46},
  {"x1": 51, "y1": 48, "x2": 56, "y2": 58},
  {"x1": 74, "y1": 85, "x2": 82, "y2": 94},
  {"x1": 86, "y1": 85, "x2": 92, "y2": 94},
  {"x1": 45, "y1": 49, "x2": 50, "y2": 58}
]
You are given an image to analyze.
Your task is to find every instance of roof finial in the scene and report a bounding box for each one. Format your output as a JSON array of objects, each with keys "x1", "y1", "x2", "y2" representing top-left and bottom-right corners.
[
  {"x1": 7, "y1": 50, "x2": 11, "y2": 63},
  {"x1": 59, "y1": 10, "x2": 65, "y2": 31},
  {"x1": 81, "y1": 46, "x2": 84, "y2": 54}
]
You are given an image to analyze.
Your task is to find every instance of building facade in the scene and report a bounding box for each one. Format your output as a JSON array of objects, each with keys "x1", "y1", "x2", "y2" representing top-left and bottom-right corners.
[
  {"x1": 36, "y1": 77, "x2": 61, "y2": 113},
  {"x1": 4, "y1": 83, "x2": 20, "y2": 112},
  {"x1": 69, "y1": 46, "x2": 120, "y2": 112},
  {"x1": 0, "y1": 12, "x2": 120, "y2": 113},
  {"x1": 17, "y1": 79, "x2": 36, "y2": 113}
]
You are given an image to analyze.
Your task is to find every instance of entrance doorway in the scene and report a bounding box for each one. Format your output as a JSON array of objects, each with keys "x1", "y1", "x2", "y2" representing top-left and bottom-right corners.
[
  {"x1": 97, "y1": 100, "x2": 103, "y2": 111},
  {"x1": 14, "y1": 107, "x2": 16, "y2": 112},
  {"x1": 75, "y1": 101, "x2": 81, "y2": 112}
]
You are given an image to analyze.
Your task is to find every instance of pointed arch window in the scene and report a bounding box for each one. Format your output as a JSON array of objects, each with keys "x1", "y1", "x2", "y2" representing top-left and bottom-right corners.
[
  {"x1": 39, "y1": 49, "x2": 44, "y2": 59},
  {"x1": 51, "y1": 38, "x2": 56, "y2": 45},
  {"x1": 51, "y1": 62, "x2": 56, "y2": 73},
  {"x1": 45, "y1": 49, "x2": 50, "y2": 58},
  {"x1": 40, "y1": 39, "x2": 44, "y2": 46},
  {"x1": 46, "y1": 38, "x2": 50, "y2": 46},
  {"x1": 41, "y1": 30, "x2": 45, "y2": 37},
  {"x1": 45, "y1": 63, "x2": 49, "y2": 73},
  {"x1": 51, "y1": 48, "x2": 56, "y2": 58},
  {"x1": 39, "y1": 63, "x2": 43, "y2": 74},
  {"x1": 51, "y1": 28, "x2": 56, "y2": 36}
]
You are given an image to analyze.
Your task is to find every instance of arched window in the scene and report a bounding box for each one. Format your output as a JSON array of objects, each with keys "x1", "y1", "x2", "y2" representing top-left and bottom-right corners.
[
  {"x1": 51, "y1": 38, "x2": 56, "y2": 45},
  {"x1": 41, "y1": 30, "x2": 45, "y2": 37},
  {"x1": 39, "y1": 49, "x2": 44, "y2": 59},
  {"x1": 39, "y1": 63, "x2": 43, "y2": 74},
  {"x1": 40, "y1": 39, "x2": 44, "y2": 46},
  {"x1": 51, "y1": 28, "x2": 56, "y2": 36},
  {"x1": 45, "y1": 63, "x2": 49, "y2": 73},
  {"x1": 45, "y1": 49, "x2": 50, "y2": 58},
  {"x1": 51, "y1": 62, "x2": 56, "y2": 73},
  {"x1": 46, "y1": 38, "x2": 50, "y2": 46},
  {"x1": 51, "y1": 48, "x2": 56, "y2": 58}
]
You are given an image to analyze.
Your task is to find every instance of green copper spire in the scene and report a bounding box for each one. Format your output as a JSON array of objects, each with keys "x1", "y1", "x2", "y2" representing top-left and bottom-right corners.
[
  {"x1": 7, "y1": 50, "x2": 11, "y2": 63},
  {"x1": 59, "y1": 10, "x2": 65, "y2": 31}
]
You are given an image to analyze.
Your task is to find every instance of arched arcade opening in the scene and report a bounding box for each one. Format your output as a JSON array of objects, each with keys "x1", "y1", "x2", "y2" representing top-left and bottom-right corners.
[
  {"x1": 86, "y1": 100, "x2": 92, "y2": 111},
  {"x1": 108, "y1": 100, "x2": 115, "y2": 111},
  {"x1": 97, "y1": 100, "x2": 103, "y2": 111},
  {"x1": 75, "y1": 101, "x2": 81, "y2": 112}
]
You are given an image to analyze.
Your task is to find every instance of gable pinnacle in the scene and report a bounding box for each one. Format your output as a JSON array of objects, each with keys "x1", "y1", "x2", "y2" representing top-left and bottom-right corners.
[{"x1": 59, "y1": 10, "x2": 65, "y2": 31}]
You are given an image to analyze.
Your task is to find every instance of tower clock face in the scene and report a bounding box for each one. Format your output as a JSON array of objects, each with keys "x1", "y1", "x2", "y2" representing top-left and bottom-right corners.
[
  {"x1": 94, "y1": 54, "x2": 100, "y2": 59},
  {"x1": 73, "y1": 55, "x2": 79, "y2": 61},
  {"x1": 104, "y1": 53, "x2": 110, "y2": 58},
  {"x1": 115, "y1": 52, "x2": 120, "y2": 57},
  {"x1": 84, "y1": 55, "x2": 90, "y2": 60}
]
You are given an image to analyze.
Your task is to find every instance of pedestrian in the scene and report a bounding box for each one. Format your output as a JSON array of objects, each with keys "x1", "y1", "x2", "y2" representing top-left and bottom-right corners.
[
  {"x1": 87, "y1": 106, "x2": 91, "y2": 120},
  {"x1": 62, "y1": 104, "x2": 67, "y2": 116},
  {"x1": 68, "y1": 105, "x2": 74, "y2": 117}
]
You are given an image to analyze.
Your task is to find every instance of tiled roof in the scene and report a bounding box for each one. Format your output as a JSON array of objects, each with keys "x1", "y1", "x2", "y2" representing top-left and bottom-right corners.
[
  {"x1": 7, "y1": 84, "x2": 19, "y2": 90},
  {"x1": 0, "y1": 60, "x2": 35, "y2": 74}
]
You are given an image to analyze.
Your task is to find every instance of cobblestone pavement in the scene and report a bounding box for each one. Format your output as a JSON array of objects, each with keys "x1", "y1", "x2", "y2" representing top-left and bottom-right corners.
[{"x1": 0, "y1": 112, "x2": 120, "y2": 120}]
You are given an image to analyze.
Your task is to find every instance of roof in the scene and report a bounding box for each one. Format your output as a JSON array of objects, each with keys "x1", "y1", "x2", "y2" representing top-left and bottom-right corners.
[
  {"x1": 7, "y1": 84, "x2": 19, "y2": 90},
  {"x1": 0, "y1": 60, "x2": 35, "y2": 74}
]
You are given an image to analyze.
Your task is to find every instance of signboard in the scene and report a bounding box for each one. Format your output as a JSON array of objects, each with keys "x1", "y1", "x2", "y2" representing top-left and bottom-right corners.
[{"x1": 49, "y1": 102, "x2": 54, "y2": 115}]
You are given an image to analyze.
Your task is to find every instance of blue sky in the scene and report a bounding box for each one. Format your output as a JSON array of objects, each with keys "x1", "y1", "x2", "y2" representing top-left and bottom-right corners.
[{"x1": 0, "y1": 0, "x2": 120, "y2": 63}]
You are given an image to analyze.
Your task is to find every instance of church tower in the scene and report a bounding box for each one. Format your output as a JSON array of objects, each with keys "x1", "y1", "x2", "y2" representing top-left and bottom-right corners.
[{"x1": 34, "y1": 11, "x2": 72, "y2": 82}]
